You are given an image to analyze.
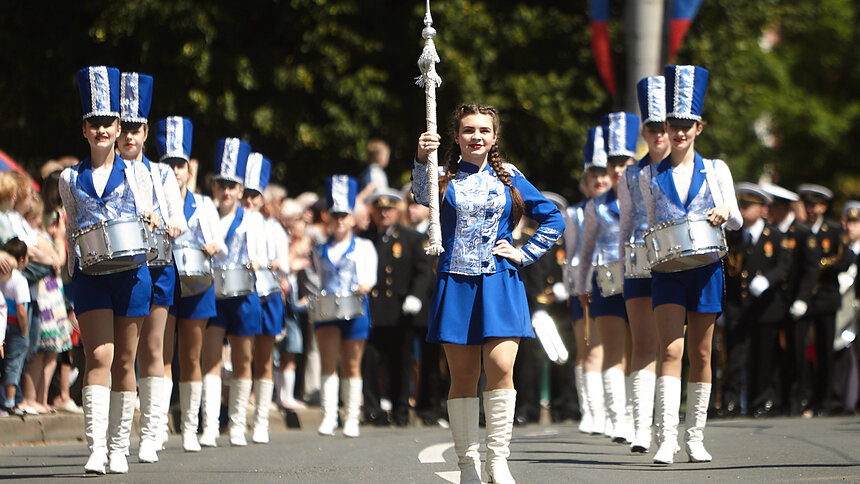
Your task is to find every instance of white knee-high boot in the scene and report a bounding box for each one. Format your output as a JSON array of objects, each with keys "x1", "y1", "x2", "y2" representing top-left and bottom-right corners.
[
  {"x1": 228, "y1": 378, "x2": 252, "y2": 446},
  {"x1": 574, "y1": 365, "x2": 592, "y2": 434},
  {"x1": 685, "y1": 382, "x2": 713, "y2": 462},
  {"x1": 603, "y1": 367, "x2": 631, "y2": 444},
  {"x1": 447, "y1": 397, "x2": 481, "y2": 484},
  {"x1": 653, "y1": 376, "x2": 681, "y2": 464},
  {"x1": 630, "y1": 369, "x2": 656, "y2": 453},
  {"x1": 252, "y1": 379, "x2": 274, "y2": 443},
  {"x1": 83, "y1": 385, "x2": 110, "y2": 475},
  {"x1": 180, "y1": 381, "x2": 203, "y2": 452},
  {"x1": 341, "y1": 378, "x2": 362, "y2": 438},
  {"x1": 484, "y1": 389, "x2": 517, "y2": 484},
  {"x1": 317, "y1": 374, "x2": 340, "y2": 436},
  {"x1": 137, "y1": 376, "x2": 162, "y2": 463},
  {"x1": 583, "y1": 371, "x2": 605, "y2": 435},
  {"x1": 199, "y1": 374, "x2": 222, "y2": 447},
  {"x1": 158, "y1": 377, "x2": 173, "y2": 449},
  {"x1": 107, "y1": 391, "x2": 136, "y2": 474}
]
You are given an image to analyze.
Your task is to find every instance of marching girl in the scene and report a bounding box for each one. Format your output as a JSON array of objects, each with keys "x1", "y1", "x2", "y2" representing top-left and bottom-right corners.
[
  {"x1": 116, "y1": 72, "x2": 187, "y2": 463},
  {"x1": 200, "y1": 138, "x2": 267, "y2": 447},
  {"x1": 314, "y1": 175, "x2": 377, "y2": 438},
  {"x1": 639, "y1": 65, "x2": 741, "y2": 464},
  {"x1": 155, "y1": 117, "x2": 227, "y2": 452},
  {"x1": 576, "y1": 112, "x2": 638, "y2": 445},
  {"x1": 616, "y1": 76, "x2": 670, "y2": 453},
  {"x1": 565, "y1": 127, "x2": 609, "y2": 436},
  {"x1": 59, "y1": 66, "x2": 159, "y2": 474},
  {"x1": 415, "y1": 104, "x2": 565, "y2": 484},
  {"x1": 241, "y1": 153, "x2": 284, "y2": 444}
]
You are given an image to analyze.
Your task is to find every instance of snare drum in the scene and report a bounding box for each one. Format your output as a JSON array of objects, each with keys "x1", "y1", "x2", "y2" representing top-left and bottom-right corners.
[
  {"x1": 148, "y1": 228, "x2": 173, "y2": 267},
  {"x1": 624, "y1": 242, "x2": 651, "y2": 279},
  {"x1": 309, "y1": 292, "x2": 365, "y2": 322},
  {"x1": 255, "y1": 268, "x2": 281, "y2": 297},
  {"x1": 644, "y1": 216, "x2": 727, "y2": 273},
  {"x1": 594, "y1": 261, "x2": 623, "y2": 297},
  {"x1": 173, "y1": 243, "x2": 213, "y2": 296},
  {"x1": 213, "y1": 265, "x2": 255, "y2": 299},
  {"x1": 74, "y1": 216, "x2": 157, "y2": 275}
]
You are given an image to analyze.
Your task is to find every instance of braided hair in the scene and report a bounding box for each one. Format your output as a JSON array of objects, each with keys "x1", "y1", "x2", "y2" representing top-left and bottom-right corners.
[{"x1": 438, "y1": 104, "x2": 525, "y2": 228}]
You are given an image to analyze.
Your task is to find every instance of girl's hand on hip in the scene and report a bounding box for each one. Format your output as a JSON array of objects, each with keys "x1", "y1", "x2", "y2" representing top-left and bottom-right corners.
[{"x1": 492, "y1": 239, "x2": 522, "y2": 266}]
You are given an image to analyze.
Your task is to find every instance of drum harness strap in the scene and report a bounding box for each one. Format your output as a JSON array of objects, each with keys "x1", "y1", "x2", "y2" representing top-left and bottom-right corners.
[
  {"x1": 702, "y1": 158, "x2": 724, "y2": 209},
  {"x1": 149, "y1": 163, "x2": 170, "y2": 226}
]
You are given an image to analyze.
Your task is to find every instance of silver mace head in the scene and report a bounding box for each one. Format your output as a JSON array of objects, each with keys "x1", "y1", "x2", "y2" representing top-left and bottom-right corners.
[{"x1": 423, "y1": 0, "x2": 435, "y2": 39}]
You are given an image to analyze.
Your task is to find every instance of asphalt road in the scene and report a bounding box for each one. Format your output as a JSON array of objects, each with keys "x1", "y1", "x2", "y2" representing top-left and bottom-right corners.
[{"x1": 1, "y1": 416, "x2": 858, "y2": 483}]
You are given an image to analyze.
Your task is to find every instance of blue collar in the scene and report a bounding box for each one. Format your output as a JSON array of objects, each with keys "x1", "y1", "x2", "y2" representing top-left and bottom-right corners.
[
  {"x1": 183, "y1": 191, "x2": 197, "y2": 221},
  {"x1": 225, "y1": 206, "x2": 244, "y2": 245},
  {"x1": 76, "y1": 153, "x2": 127, "y2": 203},
  {"x1": 655, "y1": 151, "x2": 705, "y2": 211}
]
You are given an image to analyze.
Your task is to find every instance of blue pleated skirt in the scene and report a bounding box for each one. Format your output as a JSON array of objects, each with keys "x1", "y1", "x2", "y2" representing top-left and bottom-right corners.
[{"x1": 427, "y1": 269, "x2": 534, "y2": 346}]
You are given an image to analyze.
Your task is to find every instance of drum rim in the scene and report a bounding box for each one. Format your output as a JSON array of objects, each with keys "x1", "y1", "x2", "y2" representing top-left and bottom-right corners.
[
  {"x1": 72, "y1": 215, "x2": 149, "y2": 239},
  {"x1": 644, "y1": 214, "x2": 714, "y2": 235},
  {"x1": 650, "y1": 247, "x2": 727, "y2": 272}
]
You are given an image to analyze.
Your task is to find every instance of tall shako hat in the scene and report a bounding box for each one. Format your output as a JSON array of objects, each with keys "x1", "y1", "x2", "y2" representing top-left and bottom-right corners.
[
  {"x1": 637, "y1": 76, "x2": 667, "y2": 125},
  {"x1": 583, "y1": 126, "x2": 608, "y2": 171},
  {"x1": 665, "y1": 65, "x2": 709, "y2": 121},
  {"x1": 77, "y1": 66, "x2": 121, "y2": 120},
  {"x1": 735, "y1": 182, "x2": 773, "y2": 205},
  {"x1": 244, "y1": 152, "x2": 271, "y2": 195},
  {"x1": 325, "y1": 175, "x2": 358, "y2": 214},
  {"x1": 155, "y1": 117, "x2": 193, "y2": 163},
  {"x1": 601, "y1": 112, "x2": 640, "y2": 158},
  {"x1": 214, "y1": 137, "x2": 252, "y2": 184},
  {"x1": 120, "y1": 72, "x2": 154, "y2": 124}
]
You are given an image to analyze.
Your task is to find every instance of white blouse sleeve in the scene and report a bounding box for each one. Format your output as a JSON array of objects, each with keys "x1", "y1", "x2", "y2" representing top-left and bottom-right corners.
[
  {"x1": 355, "y1": 238, "x2": 378, "y2": 288},
  {"x1": 617, "y1": 174, "x2": 633, "y2": 264},
  {"x1": 246, "y1": 212, "x2": 269, "y2": 265},
  {"x1": 576, "y1": 200, "x2": 598, "y2": 295},
  {"x1": 714, "y1": 160, "x2": 742, "y2": 231},
  {"x1": 161, "y1": 166, "x2": 188, "y2": 235},
  {"x1": 59, "y1": 168, "x2": 78, "y2": 276},
  {"x1": 201, "y1": 196, "x2": 228, "y2": 262},
  {"x1": 269, "y1": 220, "x2": 291, "y2": 276},
  {"x1": 562, "y1": 206, "x2": 578, "y2": 294},
  {"x1": 639, "y1": 165, "x2": 657, "y2": 227}
]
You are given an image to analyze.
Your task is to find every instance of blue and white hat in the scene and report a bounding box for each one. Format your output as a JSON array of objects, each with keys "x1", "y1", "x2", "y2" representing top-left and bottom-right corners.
[
  {"x1": 155, "y1": 116, "x2": 193, "y2": 163},
  {"x1": 637, "y1": 76, "x2": 666, "y2": 125},
  {"x1": 120, "y1": 72, "x2": 154, "y2": 124},
  {"x1": 601, "y1": 112, "x2": 640, "y2": 158},
  {"x1": 583, "y1": 126, "x2": 607, "y2": 171},
  {"x1": 665, "y1": 65, "x2": 709, "y2": 121},
  {"x1": 244, "y1": 152, "x2": 271, "y2": 195},
  {"x1": 77, "y1": 66, "x2": 121, "y2": 120},
  {"x1": 214, "y1": 137, "x2": 252, "y2": 184},
  {"x1": 325, "y1": 175, "x2": 358, "y2": 214}
]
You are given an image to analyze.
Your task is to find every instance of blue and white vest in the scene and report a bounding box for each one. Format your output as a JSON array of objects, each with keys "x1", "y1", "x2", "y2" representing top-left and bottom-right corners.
[
  {"x1": 175, "y1": 192, "x2": 209, "y2": 247},
  {"x1": 67, "y1": 154, "x2": 138, "y2": 229},
  {"x1": 318, "y1": 237, "x2": 359, "y2": 294},
  {"x1": 625, "y1": 156, "x2": 651, "y2": 244},
  {"x1": 648, "y1": 152, "x2": 716, "y2": 224},
  {"x1": 592, "y1": 189, "x2": 621, "y2": 265},
  {"x1": 216, "y1": 207, "x2": 251, "y2": 268}
]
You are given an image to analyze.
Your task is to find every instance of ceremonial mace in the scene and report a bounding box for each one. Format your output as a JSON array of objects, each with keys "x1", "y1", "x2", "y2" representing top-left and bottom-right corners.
[{"x1": 416, "y1": 0, "x2": 444, "y2": 255}]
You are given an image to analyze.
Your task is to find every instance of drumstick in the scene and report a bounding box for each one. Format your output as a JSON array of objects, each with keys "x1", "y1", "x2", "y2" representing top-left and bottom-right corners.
[{"x1": 578, "y1": 294, "x2": 591, "y2": 347}]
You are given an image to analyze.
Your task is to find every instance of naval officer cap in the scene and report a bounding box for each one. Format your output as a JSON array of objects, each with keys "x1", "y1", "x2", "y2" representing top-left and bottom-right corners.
[
  {"x1": 155, "y1": 116, "x2": 193, "y2": 163},
  {"x1": 325, "y1": 175, "x2": 358, "y2": 214},
  {"x1": 368, "y1": 188, "x2": 403, "y2": 209},
  {"x1": 601, "y1": 112, "x2": 640, "y2": 159},
  {"x1": 637, "y1": 76, "x2": 667, "y2": 125},
  {"x1": 244, "y1": 152, "x2": 272, "y2": 195},
  {"x1": 77, "y1": 66, "x2": 121, "y2": 121},
  {"x1": 583, "y1": 126, "x2": 608, "y2": 172},
  {"x1": 797, "y1": 184, "x2": 834, "y2": 204},
  {"x1": 735, "y1": 182, "x2": 773, "y2": 205},
  {"x1": 843, "y1": 201, "x2": 860, "y2": 220},
  {"x1": 665, "y1": 65, "x2": 709, "y2": 127},
  {"x1": 119, "y1": 72, "x2": 154, "y2": 125},
  {"x1": 760, "y1": 182, "x2": 799, "y2": 203},
  {"x1": 214, "y1": 137, "x2": 252, "y2": 184}
]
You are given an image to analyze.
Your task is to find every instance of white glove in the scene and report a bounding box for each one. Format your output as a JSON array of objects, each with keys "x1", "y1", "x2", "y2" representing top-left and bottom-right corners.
[
  {"x1": 838, "y1": 272, "x2": 855, "y2": 295},
  {"x1": 401, "y1": 295, "x2": 423, "y2": 315},
  {"x1": 552, "y1": 282, "x2": 569, "y2": 302},
  {"x1": 749, "y1": 275, "x2": 770, "y2": 297},
  {"x1": 789, "y1": 299, "x2": 808, "y2": 319}
]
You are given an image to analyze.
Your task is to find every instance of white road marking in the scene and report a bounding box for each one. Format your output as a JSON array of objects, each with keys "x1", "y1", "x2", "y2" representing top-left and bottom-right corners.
[
  {"x1": 418, "y1": 442, "x2": 454, "y2": 463},
  {"x1": 435, "y1": 471, "x2": 460, "y2": 483}
]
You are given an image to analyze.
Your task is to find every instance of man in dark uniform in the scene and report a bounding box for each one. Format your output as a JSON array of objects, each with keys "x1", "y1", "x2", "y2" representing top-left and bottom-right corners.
[
  {"x1": 722, "y1": 183, "x2": 791, "y2": 417},
  {"x1": 794, "y1": 184, "x2": 851, "y2": 415},
  {"x1": 762, "y1": 183, "x2": 820, "y2": 416},
  {"x1": 359, "y1": 189, "x2": 432, "y2": 426}
]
